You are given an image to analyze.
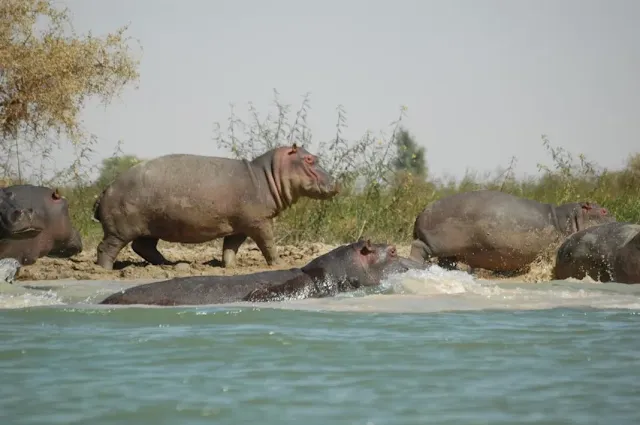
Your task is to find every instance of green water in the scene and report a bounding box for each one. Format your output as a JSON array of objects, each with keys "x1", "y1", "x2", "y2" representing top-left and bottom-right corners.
[{"x1": 1, "y1": 269, "x2": 639, "y2": 424}]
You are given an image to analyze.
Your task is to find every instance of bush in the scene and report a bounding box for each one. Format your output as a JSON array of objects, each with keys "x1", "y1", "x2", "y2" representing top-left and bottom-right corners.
[{"x1": 5, "y1": 90, "x2": 640, "y2": 247}]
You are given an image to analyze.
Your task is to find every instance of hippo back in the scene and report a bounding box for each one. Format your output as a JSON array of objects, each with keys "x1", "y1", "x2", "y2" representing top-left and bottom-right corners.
[{"x1": 100, "y1": 268, "x2": 304, "y2": 305}]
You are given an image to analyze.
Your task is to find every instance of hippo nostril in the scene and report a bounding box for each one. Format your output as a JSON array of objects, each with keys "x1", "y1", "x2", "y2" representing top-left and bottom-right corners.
[
  {"x1": 10, "y1": 210, "x2": 23, "y2": 222},
  {"x1": 389, "y1": 247, "x2": 397, "y2": 257}
]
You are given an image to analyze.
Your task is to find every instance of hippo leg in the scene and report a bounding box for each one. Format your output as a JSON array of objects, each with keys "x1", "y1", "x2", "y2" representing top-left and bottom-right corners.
[
  {"x1": 222, "y1": 234, "x2": 248, "y2": 268},
  {"x1": 96, "y1": 235, "x2": 128, "y2": 270},
  {"x1": 409, "y1": 239, "x2": 431, "y2": 263},
  {"x1": 247, "y1": 224, "x2": 281, "y2": 266},
  {"x1": 437, "y1": 257, "x2": 458, "y2": 270},
  {"x1": 131, "y1": 237, "x2": 169, "y2": 265}
]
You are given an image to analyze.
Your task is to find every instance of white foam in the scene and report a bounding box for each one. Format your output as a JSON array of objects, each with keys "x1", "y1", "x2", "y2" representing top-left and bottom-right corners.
[{"x1": 2, "y1": 269, "x2": 640, "y2": 313}]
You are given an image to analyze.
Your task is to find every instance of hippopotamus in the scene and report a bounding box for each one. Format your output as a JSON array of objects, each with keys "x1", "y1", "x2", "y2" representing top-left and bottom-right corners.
[
  {"x1": 554, "y1": 221, "x2": 640, "y2": 284},
  {"x1": 0, "y1": 188, "x2": 45, "y2": 240},
  {"x1": 99, "y1": 239, "x2": 423, "y2": 306},
  {"x1": 409, "y1": 190, "x2": 614, "y2": 273},
  {"x1": 0, "y1": 185, "x2": 83, "y2": 265},
  {"x1": 92, "y1": 144, "x2": 339, "y2": 270}
]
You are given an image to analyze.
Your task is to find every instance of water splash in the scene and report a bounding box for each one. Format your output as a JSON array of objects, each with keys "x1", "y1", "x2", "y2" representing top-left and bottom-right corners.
[{"x1": 2, "y1": 267, "x2": 640, "y2": 312}]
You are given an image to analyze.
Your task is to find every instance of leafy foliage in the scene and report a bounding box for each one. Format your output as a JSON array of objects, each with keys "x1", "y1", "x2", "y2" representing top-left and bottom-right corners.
[
  {"x1": 0, "y1": 0, "x2": 140, "y2": 183},
  {"x1": 393, "y1": 128, "x2": 427, "y2": 178}
]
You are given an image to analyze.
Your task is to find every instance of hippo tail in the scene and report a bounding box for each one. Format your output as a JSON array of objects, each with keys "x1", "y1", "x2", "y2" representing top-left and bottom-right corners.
[{"x1": 92, "y1": 188, "x2": 107, "y2": 223}]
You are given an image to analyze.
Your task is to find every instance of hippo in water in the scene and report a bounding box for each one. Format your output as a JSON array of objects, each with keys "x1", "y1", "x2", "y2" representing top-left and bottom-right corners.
[
  {"x1": 554, "y1": 221, "x2": 640, "y2": 284},
  {"x1": 0, "y1": 185, "x2": 83, "y2": 265},
  {"x1": 0, "y1": 188, "x2": 45, "y2": 240},
  {"x1": 93, "y1": 144, "x2": 340, "y2": 270},
  {"x1": 409, "y1": 190, "x2": 614, "y2": 273},
  {"x1": 99, "y1": 239, "x2": 424, "y2": 306}
]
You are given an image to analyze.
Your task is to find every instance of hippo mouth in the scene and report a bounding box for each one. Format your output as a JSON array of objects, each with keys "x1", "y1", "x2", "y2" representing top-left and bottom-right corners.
[{"x1": 6, "y1": 227, "x2": 42, "y2": 239}]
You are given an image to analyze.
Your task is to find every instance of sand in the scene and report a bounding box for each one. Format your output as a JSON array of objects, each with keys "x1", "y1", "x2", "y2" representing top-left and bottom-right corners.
[
  {"x1": 15, "y1": 240, "x2": 343, "y2": 282},
  {"x1": 14, "y1": 240, "x2": 560, "y2": 284}
]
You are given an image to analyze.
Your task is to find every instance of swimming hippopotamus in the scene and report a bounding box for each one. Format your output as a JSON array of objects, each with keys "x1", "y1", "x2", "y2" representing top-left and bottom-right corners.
[
  {"x1": 0, "y1": 185, "x2": 83, "y2": 265},
  {"x1": 93, "y1": 144, "x2": 339, "y2": 270},
  {"x1": 99, "y1": 239, "x2": 422, "y2": 306},
  {"x1": 409, "y1": 190, "x2": 614, "y2": 273},
  {"x1": 554, "y1": 221, "x2": 640, "y2": 284},
  {"x1": 0, "y1": 188, "x2": 45, "y2": 240}
]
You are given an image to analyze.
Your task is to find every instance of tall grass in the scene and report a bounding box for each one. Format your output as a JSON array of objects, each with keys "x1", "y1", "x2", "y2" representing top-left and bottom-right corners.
[{"x1": 4, "y1": 90, "x2": 640, "y2": 247}]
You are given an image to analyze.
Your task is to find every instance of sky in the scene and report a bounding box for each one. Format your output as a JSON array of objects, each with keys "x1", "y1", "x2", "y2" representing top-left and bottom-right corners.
[{"x1": 53, "y1": 0, "x2": 640, "y2": 180}]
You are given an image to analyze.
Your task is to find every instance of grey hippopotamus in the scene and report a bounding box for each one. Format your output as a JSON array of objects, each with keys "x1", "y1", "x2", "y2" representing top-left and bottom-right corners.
[
  {"x1": 0, "y1": 185, "x2": 83, "y2": 265},
  {"x1": 99, "y1": 239, "x2": 423, "y2": 306},
  {"x1": 93, "y1": 144, "x2": 339, "y2": 271},
  {"x1": 409, "y1": 190, "x2": 614, "y2": 272},
  {"x1": 0, "y1": 188, "x2": 45, "y2": 240},
  {"x1": 554, "y1": 221, "x2": 640, "y2": 284}
]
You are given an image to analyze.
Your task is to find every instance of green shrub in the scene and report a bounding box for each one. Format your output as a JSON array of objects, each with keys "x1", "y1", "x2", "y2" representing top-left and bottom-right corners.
[{"x1": 6, "y1": 91, "x2": 640, "y2": 247}]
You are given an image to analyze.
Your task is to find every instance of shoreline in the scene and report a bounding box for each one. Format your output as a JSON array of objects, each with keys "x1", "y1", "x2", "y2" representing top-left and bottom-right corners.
[{"x1": 13, "y1": 240, "x2": 560, "y2": 284}]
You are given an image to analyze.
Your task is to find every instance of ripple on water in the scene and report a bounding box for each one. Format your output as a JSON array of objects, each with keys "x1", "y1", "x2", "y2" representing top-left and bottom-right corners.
[{"x1": 1, "y1": 270, "x2": 640, "y2": 424}]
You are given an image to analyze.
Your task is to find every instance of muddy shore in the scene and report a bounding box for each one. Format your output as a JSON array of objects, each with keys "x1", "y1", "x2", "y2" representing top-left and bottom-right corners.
[
  {"x1": 13, "y1": 239, "x2": 560, "y2": 283},
  {"x1": 15, "y1": 240, "x2": 340, "y2": 281}
]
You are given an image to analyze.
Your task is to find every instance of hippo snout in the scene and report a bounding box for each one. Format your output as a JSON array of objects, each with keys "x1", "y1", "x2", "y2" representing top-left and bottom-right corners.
[
  {"x1": 315, "y1": 169, "x2": 340, "y2": 198},
  {"x1": 49, "y1": 228, "x2": 83, "y2": 258},
  {"x1": 6, "y1": 208, "x2": 45, "y2": 239}
]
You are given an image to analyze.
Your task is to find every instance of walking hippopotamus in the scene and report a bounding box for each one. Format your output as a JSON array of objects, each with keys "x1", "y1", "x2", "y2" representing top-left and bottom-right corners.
[
  {"x1": 409, "y1": 190, "x2": 614, "y2": 273},
  {"x1": 99, "y1": 239, "x2": 423, "y2": 306},
  {"x1": 554, "y1": 221, "x2": 640, "y2": 284},
  {"x1": 93, "y1": 144, "x2": 339, "y2": 270},
  {"x1": 0, "y1": 188, "x2": 45, "y2": 240},
  {"x1": 0, "y1": 185, "x2": 83, "y2": 265}
]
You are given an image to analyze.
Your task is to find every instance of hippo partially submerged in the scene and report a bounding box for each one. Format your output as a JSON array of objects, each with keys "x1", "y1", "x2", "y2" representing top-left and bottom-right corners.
[
  {"x1": 0, "y1": 185, "x2": 83, "y2": 265},
  {"x1": 554, "y1": 221, "x2": 640, "y2": 284},
  {"x1": 409, "y1": 190, "x2": 614, "y2": 272},
  {"x1": 0, "y1": 188, "x2": 45, "y2": 240},
  {"x1": 93, "y1": 144, "x2": 339, "y2": 270},
  {"x1": 99, "y1": 240, "x2": 424, "y2": 306}
]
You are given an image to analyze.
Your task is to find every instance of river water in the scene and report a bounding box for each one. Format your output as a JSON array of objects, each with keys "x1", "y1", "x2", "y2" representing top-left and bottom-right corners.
[{"x1": 1, "y1": 266, "x2": 639, "y2": 424}]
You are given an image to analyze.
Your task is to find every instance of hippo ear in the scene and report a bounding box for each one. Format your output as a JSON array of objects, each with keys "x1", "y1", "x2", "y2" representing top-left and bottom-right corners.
[
  {"x1": 52, "y1": 188, "x2": 61, "y2": 200},
  {"x1": 580, "y1": 202, "x2": 593, "y2": 211},
  {"x1": 360, "y1": 239, "x2": 373, "y2": 255},
  {"x1": 289, "y1": 143, "x2": 298, "y2": 155}
]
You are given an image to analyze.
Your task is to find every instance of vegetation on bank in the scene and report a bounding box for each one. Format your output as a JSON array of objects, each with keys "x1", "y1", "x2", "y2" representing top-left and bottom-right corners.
[{"x1": 2, "y1": 1, "x2": 639, "y2": 248}]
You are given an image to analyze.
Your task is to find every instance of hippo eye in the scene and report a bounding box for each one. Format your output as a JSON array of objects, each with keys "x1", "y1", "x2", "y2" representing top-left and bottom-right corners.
[{"x1": 304, "y1": 156, "x2": 314, "y2": 165}]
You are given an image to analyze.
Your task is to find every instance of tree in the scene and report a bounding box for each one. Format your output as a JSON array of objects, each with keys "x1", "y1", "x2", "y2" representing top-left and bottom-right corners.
[
  {"x1": 0, "y1": 0, "x2": 140, "y2": 180},
  {"x1": 392, "y1": 128, "x2": 427, "y2": 178},
  {"x1": 95, "y1": 154, "x2": 142, "y2": 189}
]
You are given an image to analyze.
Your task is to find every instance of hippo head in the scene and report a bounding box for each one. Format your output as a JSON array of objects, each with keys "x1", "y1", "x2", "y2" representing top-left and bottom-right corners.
[
  {"x1": 43, "y1": 188, "x2": 83, "y2": 258},
  {"x1": 262, "y1": 144, "x2": 339, "y2": 206},
  {"x1": 301, "y1": 239, "x2": 406, "y2": 291},
  {"x1": 556, "y1": 201, "x2": 615, "y2": 235},
  {"x1": 0, "y1": 189, "x2": 44, "y2": 240}
]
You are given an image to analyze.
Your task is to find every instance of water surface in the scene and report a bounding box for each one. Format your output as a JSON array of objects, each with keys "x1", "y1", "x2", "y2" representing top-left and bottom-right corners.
[{"x1": 1, "y1": 266, "x2": 638, "y2": 424}]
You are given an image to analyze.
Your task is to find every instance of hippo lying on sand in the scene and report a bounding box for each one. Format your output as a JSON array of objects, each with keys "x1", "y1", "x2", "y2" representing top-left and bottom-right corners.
[
  {"x1": 93, "y1": 144, "x2": 339, "y2": 271},
  {"x1": 409, "y1": 190, "x2": 614, "y2": 273},
  {"x1": 0, "y1": 185, "x2": 83, "y2": 265},
  {"x1": 100, "y1": 240, "x2": 425, "y2": 306},
  {"x1": 0, "y1": 188, "x2": 44, "y2": 240},
  {"x1": 554, "y1": 221, "x2": 640, "y2": 284}
]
